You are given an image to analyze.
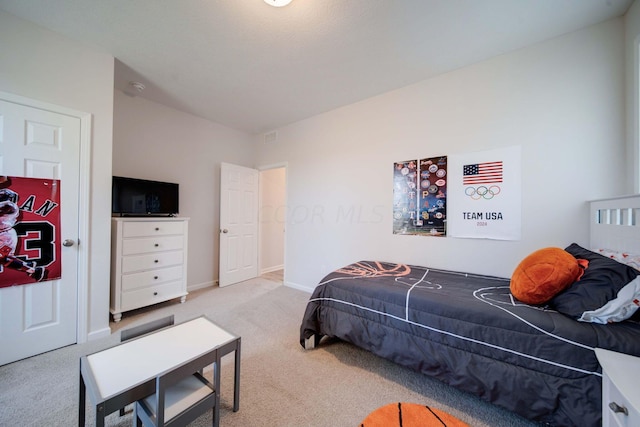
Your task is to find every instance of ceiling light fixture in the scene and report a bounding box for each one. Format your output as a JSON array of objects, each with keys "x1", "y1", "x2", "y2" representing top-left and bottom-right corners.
[{"x1": 264, "y1": 0, "x2": 292, "y2": 7}]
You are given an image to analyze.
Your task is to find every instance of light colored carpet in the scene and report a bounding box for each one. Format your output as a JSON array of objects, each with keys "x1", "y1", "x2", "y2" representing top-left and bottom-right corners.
[
  {"x1": 259, "y1": 269, "x2": 284, "y2": 284},
  {"x1": 0, "y1": 275, "x2": 540, "y2": 426}
]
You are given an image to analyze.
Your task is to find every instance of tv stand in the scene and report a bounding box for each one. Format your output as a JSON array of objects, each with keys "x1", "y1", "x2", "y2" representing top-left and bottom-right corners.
[{"x1": 110, "y1": 217, "x2": 189, "y2": 322}]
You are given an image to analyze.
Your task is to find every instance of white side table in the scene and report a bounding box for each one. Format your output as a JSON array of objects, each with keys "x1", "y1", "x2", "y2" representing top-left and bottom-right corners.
[
  {"x1": 595, "y1": 348, "x2": 640, "y2": 427},
  {"x1": 79, "y1": 316, "x2": 240, "y2": 427}
]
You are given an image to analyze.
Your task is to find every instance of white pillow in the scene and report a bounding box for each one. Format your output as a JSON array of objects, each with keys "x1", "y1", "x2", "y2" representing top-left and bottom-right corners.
[
  {"x1": 578, "y1": 276, "x2": 640, "y2": 324},
  {"x1": 594, "y1": 248, "x2": 640, "y2": 271}
]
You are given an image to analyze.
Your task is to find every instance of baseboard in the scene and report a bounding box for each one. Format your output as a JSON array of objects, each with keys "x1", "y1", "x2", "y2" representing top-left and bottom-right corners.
[
  {"x1": 284, "y1": 281, "x2": 313, "y2": 293},
  {"x1": 260, "y1": 265, "x2": 284, "y2": 275},
  {"x1": 87, "y1": 326, "x2": 111, "y2": 341},
  {"x1": 188, "y1": 281, "x2": 215, "y2": 292}
]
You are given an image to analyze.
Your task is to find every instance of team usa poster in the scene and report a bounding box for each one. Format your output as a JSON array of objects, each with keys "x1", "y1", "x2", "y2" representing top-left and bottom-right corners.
[
  {"x1": 393, "y1": 156, "x2": 447, "y2": 236},
  {"x1": 448, "y1": 146, "x2": 521, "y2": 240},
  {"x1": 0, "y1": 176, "x2": 61, "y2": 288}
]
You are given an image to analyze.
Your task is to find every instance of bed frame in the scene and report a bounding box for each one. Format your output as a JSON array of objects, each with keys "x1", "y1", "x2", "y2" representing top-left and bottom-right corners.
[{"x1": 590, "y1": 194, "x2": 640, "y2": 254}]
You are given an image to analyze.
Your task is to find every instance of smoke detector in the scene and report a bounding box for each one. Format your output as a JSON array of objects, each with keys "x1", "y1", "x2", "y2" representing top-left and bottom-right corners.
[{"x1": 127, "y1": 81, "x2": 146, "y2": 96}]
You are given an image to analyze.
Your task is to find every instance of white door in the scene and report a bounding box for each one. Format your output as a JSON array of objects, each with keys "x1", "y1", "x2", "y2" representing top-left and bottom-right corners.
[
  {"x1": 219, "y1": 163, "x2": 259, "y2": 287},
  {"x1": 0, "y1": 99, "x2": 80, "y2": 365}
]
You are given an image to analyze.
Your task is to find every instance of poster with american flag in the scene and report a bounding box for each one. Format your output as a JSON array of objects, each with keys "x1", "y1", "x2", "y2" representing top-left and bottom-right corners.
[{"x1": 448, "y1": 146, "x2": 521, "y2": 240}]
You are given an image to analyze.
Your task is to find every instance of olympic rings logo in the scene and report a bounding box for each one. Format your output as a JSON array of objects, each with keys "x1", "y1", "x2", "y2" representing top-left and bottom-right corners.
[{"x1": 464, "y1": 185, "x2": 501, "y2": 200}]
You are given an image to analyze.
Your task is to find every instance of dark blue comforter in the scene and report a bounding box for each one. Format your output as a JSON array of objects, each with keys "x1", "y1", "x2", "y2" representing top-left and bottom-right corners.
[{"x1": 300, "y1": 261, "x2": 640, "y2": 427}]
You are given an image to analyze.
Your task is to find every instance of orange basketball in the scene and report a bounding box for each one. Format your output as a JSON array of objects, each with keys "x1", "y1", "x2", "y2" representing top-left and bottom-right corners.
[{"x1": 360, "y1": 402, "x2": 470, "y2": 427}]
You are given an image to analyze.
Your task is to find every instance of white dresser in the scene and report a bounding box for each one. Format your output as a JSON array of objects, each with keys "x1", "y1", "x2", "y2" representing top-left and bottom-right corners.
[
  {"x1": 595, "y1": 348, "x2": 640, "y2": 427},
  {"x1": 110, "y1": 217, "x2": 189, "y2": 322}
]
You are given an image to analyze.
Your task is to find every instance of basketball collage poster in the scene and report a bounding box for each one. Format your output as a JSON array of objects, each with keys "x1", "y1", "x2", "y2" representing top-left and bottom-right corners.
[
  {"x1": 0, "y1": 176, "x2": 62, "y2": 288},
  {"x1": 393, "y1": 156, "x2": 447, "y2": 236}
]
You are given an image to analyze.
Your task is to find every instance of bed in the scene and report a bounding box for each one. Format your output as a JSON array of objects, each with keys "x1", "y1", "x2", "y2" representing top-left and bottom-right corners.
[{"x1": 299, "y1": 195, "x2": 640, "y2": 427}]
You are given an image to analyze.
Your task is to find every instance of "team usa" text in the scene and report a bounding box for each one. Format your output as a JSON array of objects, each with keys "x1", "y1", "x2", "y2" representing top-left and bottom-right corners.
[{"x1": 462, "y1": 212, "x2": 503, "y2": 220}]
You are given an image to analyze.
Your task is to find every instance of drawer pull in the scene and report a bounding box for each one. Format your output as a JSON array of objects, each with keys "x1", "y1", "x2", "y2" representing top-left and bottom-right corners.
[
  {"x1": 153, "y1": 292, "x2": 158, "y2": 296},
  {"x1": 154, "y1": 276, "x2": 159, "y2": 280},
  {"x1": 154, "y1": 259, "x2": 159, "y2": 263},
  {"x1": 155, "y1": 227, "x2": 160, "y2": 231},
  {"x1": 609, "y1": 402, "x2": 629, "y2": 416},
  {"x1": 154, "y1": 243, "x2": 159, "y2": 247}
]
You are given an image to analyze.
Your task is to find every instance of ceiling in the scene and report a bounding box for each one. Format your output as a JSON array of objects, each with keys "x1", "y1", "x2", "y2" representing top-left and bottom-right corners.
[{"x1": 0, "y1": 0, "x2": 633, "y2": 134}]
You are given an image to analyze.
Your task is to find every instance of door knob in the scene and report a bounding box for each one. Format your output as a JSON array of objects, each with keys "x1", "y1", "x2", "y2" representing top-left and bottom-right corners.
[
  {"x1": 62, "y1": 239, "x2": 75, "y2": 247},
  {"x1": 221, "y1": 229, "x2": 228, "y2": 234}
]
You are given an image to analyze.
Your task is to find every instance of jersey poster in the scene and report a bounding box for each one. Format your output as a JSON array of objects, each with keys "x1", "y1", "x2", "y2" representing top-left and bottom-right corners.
[
  {"x1": 448, "y1": 146, "x2": 521, "y2": 240},
  {"x1": 0, "y1": 176, "x2": 61, "y2": 288},
  {"x1": 393, "y1": 156, "x2": 447, "y2": 236}
]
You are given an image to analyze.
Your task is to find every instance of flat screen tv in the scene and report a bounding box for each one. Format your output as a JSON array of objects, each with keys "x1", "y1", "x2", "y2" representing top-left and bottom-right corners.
[{"x1": 112, "y1": 176, "x2": 179, "y2": 216}]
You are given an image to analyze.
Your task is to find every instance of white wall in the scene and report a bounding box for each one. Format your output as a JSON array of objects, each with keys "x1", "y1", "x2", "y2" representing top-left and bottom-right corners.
[
  {"x1": 626, "y1": 1, "x2": 640, "y2": 193},
  {"x1": 0, "y1": 11, "x2": 114, "y2": 340},
  {"x1": 256, "y1": 19, "x2": 627, "y2": 292},
  {"x1": 112, "y1": 91, "x2": 256, "y2": 289},
  {"x1": 259, "y1": 167, "x2": 286, "y2": 273}
]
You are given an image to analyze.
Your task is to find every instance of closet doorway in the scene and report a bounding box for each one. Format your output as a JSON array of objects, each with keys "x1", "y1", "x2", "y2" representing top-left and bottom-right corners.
[{"x1": 259, "y1": 166, "x2": 286, "y2": 283}]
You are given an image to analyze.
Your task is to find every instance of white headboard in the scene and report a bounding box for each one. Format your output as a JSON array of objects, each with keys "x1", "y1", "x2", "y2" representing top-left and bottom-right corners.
[{"x1": 590, "y1": 194, "x2": 640, "y2": 254}]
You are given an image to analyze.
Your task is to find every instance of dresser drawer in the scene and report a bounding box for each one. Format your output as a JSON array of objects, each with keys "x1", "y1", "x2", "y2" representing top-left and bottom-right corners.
[
  {"x1": 120, "y1": 281, "x2": 186, "y2": 312},
  {"x1": 605, "y1": 376, "x2": 640, "y2": 427},
  {"x1": 122, "y1": 235, "x2": 184, "y2": 255},
  {"x1": 122, "y1": 265, "x2": 183, "y2": 291},
  {"x1": 121, "y1": 250, "x2": 184, "y2": 274},
  {"x1": 122, "y1": 220, "x2": 185, "y2": 238}
]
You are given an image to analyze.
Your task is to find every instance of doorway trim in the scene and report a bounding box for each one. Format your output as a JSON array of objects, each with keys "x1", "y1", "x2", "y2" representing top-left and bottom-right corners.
[
  {"x1": 257, "y1": 162, "x2": 288, "y2": 285},
  {"x1": 0, "y1": 90, "x2": 92, "y2": 343}
]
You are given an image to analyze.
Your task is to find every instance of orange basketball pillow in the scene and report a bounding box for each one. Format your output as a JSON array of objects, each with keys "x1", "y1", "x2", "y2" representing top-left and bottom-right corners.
[
  {"x1": 360, "y1": 402, "x2": 469, "y2": 427},
  {"x1": 510, "y1": 247, "x2": 587, "y2": 305}
]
